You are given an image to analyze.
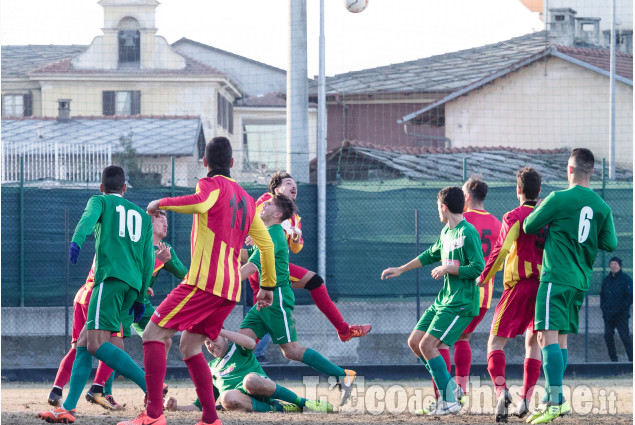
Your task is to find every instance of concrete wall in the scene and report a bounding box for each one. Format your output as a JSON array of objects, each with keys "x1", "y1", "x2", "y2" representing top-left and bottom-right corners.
[{"x1": 445, "y1": 56, "x2": 633, "y2": 168}]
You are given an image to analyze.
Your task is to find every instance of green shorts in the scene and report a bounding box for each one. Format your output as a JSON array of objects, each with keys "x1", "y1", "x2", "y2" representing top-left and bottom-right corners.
[
  {"x1": 240, "y1": 286, "x2": 297, "y2": 345},
  {"x1": 414, "y1": 304, "x2": 474, "y2": 347},
  {"x1": 534, "y1": 281, "x2": 586, "y2": 334},
  {"x1": 87, "y1": 277, "x2": 138, "y2": 333},
  {"x1": 131, "y1": 297, "x2": 155, "y2": 337}
]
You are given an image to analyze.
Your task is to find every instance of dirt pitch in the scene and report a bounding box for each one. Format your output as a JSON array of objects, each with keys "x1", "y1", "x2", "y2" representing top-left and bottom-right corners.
[{"x1": 2, "y1": 376, "x2": 632, "y2": 425}]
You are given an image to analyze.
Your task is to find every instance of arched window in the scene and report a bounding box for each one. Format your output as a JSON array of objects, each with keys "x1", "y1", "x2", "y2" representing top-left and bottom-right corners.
[{"x1": 118, "y1": 30, "x2": 140, "y2": 64}]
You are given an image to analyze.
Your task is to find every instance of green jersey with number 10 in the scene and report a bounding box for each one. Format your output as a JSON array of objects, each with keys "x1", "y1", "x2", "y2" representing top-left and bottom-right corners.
[
  {"x1": 71, "y1": 194, "x2": 154, "y2": 300},
  {"x1": 523, "y1": 185, "x2": 617, "y2": 291}
]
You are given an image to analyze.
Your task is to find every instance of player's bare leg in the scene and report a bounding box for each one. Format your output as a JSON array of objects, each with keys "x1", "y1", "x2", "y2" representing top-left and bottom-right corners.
[
  {"x1": 292, "y1": 270, "x2": 371, "y2": 341},
  {"x1": 86, "y1": 335, "x2": 124, "y2": 410},
  {"x1": 219, "y1": 389, "x2": 255, "y2": 411},
  {"x1": 418, "y1": 332, "x2": 461, "y2": 415},
  {"x1": 532, "y1": 331, "x2": 570, "y2": 424}
]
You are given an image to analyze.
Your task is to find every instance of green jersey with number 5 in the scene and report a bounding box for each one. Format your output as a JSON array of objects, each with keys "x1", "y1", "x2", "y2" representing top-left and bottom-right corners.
[
  {"x1": 71, "y1": 194, "x2": 154, "y2": 300},
  {"x1": 523, "y1": 185, "x2": 617, "y2": 291}
]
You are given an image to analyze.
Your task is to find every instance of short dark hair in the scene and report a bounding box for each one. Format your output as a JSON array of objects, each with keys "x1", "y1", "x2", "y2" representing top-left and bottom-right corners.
[
  {"x1": 271, "y1": 193, "x2": 297, "y2": 222},
  {"x1": 205, "y1": 137, "x2": 232, "y2": 169},
  {"x1": 463, "y1": 175, "x2": 488, "y2": 202},
  {"x1": 102, "y1": 165, "x2": 125, "y2": 193},
  {"x1": 570, "y1": 148, "x2": 594, "y2": 176},
  {"x1": 516, "y1": 167, "x2": 541, "y2": 200},
  {"x1": 437, "y1": 186, "x2": 464, "y2": 214},
  {"x1": 268, "y1": 171, "x2": 294, "y2": 194}
]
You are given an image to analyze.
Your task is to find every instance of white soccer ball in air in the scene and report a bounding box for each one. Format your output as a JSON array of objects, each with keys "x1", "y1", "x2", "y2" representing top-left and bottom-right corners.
[{"x1": 345, "y1": 0, "x2": 368, "y2": 13}]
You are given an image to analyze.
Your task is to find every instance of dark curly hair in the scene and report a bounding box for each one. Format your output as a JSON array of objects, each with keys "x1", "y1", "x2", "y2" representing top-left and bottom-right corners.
[
  {"x1": 268, "y1": 171, "x2": 294, "y2": 194},
  {"x1": 271, "y1": 194, "x2": 298, "y2": 222}
]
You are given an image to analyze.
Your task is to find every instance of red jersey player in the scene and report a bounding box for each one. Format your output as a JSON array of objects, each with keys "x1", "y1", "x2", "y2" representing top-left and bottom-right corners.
[
  {"x1": 436, "y1": 176, "x2": 501, "y2": 400},
  {"x1": 121, "y1": 137, "x2": 276, "y2": 425},
  {"x1": 477, "y1": 167, "x2": 546, "y2": 422},
  {"x1": 247, "y1": 171, "x2": 371, "y2": 342}
]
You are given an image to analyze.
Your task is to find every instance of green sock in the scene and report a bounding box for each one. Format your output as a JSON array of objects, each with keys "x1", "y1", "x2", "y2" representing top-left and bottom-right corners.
[
  {"x1": 301, "y1": 348, "x2": 346, "y2": 378},
  {"x1": 63, "y1": 346, "x2": 93, "y2": 411},
  {"x1": 428, "y1": 355, "x2": 456, "y2": 403},
  {"x1": 541, "y1": 344, "x2": 563, "y2": 405},
  {"x1": 104, "y1": 371, "x2": 115, "y2": 395},
  {"x1": 250, "y1": 397, "x2": 274, "y2": 412},
  {"x1": 273, "y1": 384, "x2": 306, "y2": 407},
  {"x1": 561, "y1": 348, "x2": 568, "y2": 375},
  {"x1": 94, "y1": 342, "x2": 146, "y2": 392}
]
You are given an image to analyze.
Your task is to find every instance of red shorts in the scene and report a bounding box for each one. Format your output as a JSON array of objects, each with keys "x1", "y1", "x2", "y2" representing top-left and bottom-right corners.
[
  {"x1": 462, "y1": 306, "x2": 488, "y2": 334},
  {"x1": 248, "y1": 263, "x2": 310, "y2": 304},
  {"x1": 490, "y1": 279, "x2": 540, "y2": 338},
  {"x1": 152, "y1": 284, "x2": 236, "y2": 340}
]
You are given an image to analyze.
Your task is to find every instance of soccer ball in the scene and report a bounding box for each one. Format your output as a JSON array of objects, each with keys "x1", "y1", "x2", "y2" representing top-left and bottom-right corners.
[{"x1": 345, "y1": 0, "x2": 368, "y2": 13}]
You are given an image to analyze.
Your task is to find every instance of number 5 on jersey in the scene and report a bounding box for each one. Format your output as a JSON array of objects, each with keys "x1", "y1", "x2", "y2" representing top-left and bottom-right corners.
[{"x1": 116, "y1": 205, "x2": 142, "y2": 242}]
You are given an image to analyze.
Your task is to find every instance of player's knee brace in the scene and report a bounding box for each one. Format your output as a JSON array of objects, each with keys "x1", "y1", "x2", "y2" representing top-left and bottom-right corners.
[{"x1": 305, "y1": 274, "x2": 324, "y2": 290}]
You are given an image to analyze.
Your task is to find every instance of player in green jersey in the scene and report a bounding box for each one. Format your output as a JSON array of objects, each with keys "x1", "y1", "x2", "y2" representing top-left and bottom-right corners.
[
  {"x1": 163, "y1": 328, "x2": 332, "y2": 413},
  {"x1": 523, "y1": 148, "x2": 617, "y2": 424},
  {"x1": 239, "y1": 194, "x2": 357, "y2": 407},
  {"x1": 381, "y1": 186, "x2": 484, "y2": 416},
  {"x1": 38, "y1": 166, "x2": 154, "y2": 424}
]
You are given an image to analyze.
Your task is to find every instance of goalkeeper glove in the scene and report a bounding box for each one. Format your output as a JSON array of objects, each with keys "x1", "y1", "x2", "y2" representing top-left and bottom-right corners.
[
  {"x1": 69, "y1": 242, "x2": 80, "y2": 264},
  {"x1": 129, "y1": 301, "x2": 146, "y2": 323}
]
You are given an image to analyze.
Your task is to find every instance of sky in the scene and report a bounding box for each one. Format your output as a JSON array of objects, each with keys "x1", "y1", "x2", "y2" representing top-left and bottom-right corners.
[{"x1": 0, "y1": 0, "x2": 544, "y2": 77}]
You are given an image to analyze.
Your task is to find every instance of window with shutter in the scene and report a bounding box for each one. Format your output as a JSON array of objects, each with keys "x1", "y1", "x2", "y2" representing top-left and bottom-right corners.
[{"x1": 103, "y1": 91, "x2": 116, "y2": 115}]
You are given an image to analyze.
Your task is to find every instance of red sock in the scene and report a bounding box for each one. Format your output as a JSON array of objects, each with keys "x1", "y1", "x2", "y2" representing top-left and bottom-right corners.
[
  {"x1": 521, "y1": 357, "x2": 542, "y2": 401},
  {"x1": 432, "y1": 348, "x2": 452, "y2": 399},
  {"x1": 453, "y1": 340, "x2": 472, "y2": 392},
  {"x1": 185, "y1": 352, "x2": 218, "y2": 424},
  {"x1": 487, "y1": 350, "x2": 507, "y2": 398},
  {"x1": 310, "y1": 285, "x2": 348, "y2": 334},
  {"x1": 143, "y1": 341, "x2": 166, "y2": 419},
  {"x1": 93, "y1": 361, "x2": 114, "y2": 387},
  {"x1": 53, "y1": 347, "x2": 76, "y2": 388}
]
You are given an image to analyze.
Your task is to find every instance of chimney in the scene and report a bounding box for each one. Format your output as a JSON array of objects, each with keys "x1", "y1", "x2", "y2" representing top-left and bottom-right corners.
[
  {"x1": 549, "y1": 8, "x2": 577, "y2": 46},
  {"x1": 57, "y1": 99, "x2": 71, "y2": 122},
  {"x1": 575, "y1": 17, "x2": 601, "y2": 46}
]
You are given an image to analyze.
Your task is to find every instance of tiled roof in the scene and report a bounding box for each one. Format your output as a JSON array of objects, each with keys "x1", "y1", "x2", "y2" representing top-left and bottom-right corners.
[
  {"x1": 311, "y1": 32, "x2": 551, "y2": 95},
  {"x1": 555, "y1": 45, "x2": 633, "y2": 81},
  {"x1": 1, "y1": 45, "x2": 88, "y2": 78},
  {"x1": 310, "y1": 140, "x2": 633, "y2": 182},
  {"x1": 1, "y1": 116, "x2": 203, "y2": 156},
  {"x1": 236, "y1": 92, "x2": 287, "y2": 107},
  {"x1": 29, "y1": 54, "x2": 226, "y2": 77},
  {"x1": 311, "y1": 32, "x2": 633, "y2": 96},
  {"x1": 172, "y1": 38, "x2": 287, "y2": 74}
]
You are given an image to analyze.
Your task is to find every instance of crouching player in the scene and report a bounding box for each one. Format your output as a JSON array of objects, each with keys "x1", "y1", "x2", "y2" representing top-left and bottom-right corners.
[
  {"x1": 476, "y1": 167, "x2": 546, "y2": 422},
  {"x1": 381, "y1": 186, "x2": 484, "y2": 415},
  {"x1": 164, "y1": 329, "x2": 332, "y2": 413}
]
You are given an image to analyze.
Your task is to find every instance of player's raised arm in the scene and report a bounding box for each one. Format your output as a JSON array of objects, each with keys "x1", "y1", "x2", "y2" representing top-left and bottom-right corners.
[
  {"x1": 480, "y1": 213, "x2": 520, "y2": 284},
  {"x1": 163, "y1": 245, "x2": 189, "y2": 279},
  {"x1": 247, "y1": 213, "x2": 276, "y2": 289},
  {"x1": 219, "y1": 328, "x2": 256, "y2": 350},
  {"x1": 156, "y1": 181, "x2": 221, "y2": 215},
  {"x1": 288, "y1": 216, "x2": 304, "y2": 254}
]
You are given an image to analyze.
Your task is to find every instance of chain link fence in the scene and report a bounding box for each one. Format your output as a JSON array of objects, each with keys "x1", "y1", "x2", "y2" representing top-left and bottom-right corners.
[{"x1": 1, "y1": 153, "x2": 632, "y2": 366}]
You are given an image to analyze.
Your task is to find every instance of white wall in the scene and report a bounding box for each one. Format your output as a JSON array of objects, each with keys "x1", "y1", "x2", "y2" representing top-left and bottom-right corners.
[{"x1": 445, "y1": 56, "x2": 633, "y2": 168}]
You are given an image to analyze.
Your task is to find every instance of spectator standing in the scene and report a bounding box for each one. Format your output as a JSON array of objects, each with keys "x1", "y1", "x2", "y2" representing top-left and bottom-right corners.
[{"x1": 600, "y1": 256, "x2": 633, "y2": 362}]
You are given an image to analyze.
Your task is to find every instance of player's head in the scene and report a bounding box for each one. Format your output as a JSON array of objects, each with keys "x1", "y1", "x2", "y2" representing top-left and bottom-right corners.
[
  {"x1": 151, "y1": 210, "x2": 168, "y2": 239},
  {"x1": 269, "y1": 171, "x2": 297, "y2": 201},
  {"x1": 462, "y1": 175, "x2": 488, "y2": 209},
  {"x1": 437, "y1": 186, "x2": 464, "y2": 222},
  {"x1": 101, "y1": 165, "x2": 126, "y2": 194},
  {"x1": 516, "y1": 167, "x2": 541, "y2": 201},
  {"x1": 259, "y1": 193, "x2": 297, "y2": 225},
  {"x1": 205, "y1": 336, "x2": 229, "y2": 359},
  {"x1": 568, "y1": 148, "x2": 594, "y2": 180},
  {"x1": 204, "y1": 137, "x2": 233, "y2": 170}
]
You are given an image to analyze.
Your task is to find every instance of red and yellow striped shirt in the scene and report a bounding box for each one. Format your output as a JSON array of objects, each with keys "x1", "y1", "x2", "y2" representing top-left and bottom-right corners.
[
  {"x1": 464, "y1": 209, "x2": 502, "y2": 309},
  {"x1": 74, "y1": 256, "x2": 96, "y2": 305},
  {"x1": 159, "y1": 174, "x2": 275, "y2": 302},
  {"x1": 255, "y1": 192, "x2": 303, "y2": 253},
  {"x1": 480, "y1": 203, "x2": 546, "y2": 291}
]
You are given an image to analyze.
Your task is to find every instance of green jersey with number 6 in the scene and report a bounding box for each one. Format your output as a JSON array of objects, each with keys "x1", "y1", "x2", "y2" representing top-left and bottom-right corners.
[
  {"x1": 71, "y1": 194, "x2": 154, "y2": 300},
  {"x1": 523, "y1": 185, "x2": 617, "y2": 291}
]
